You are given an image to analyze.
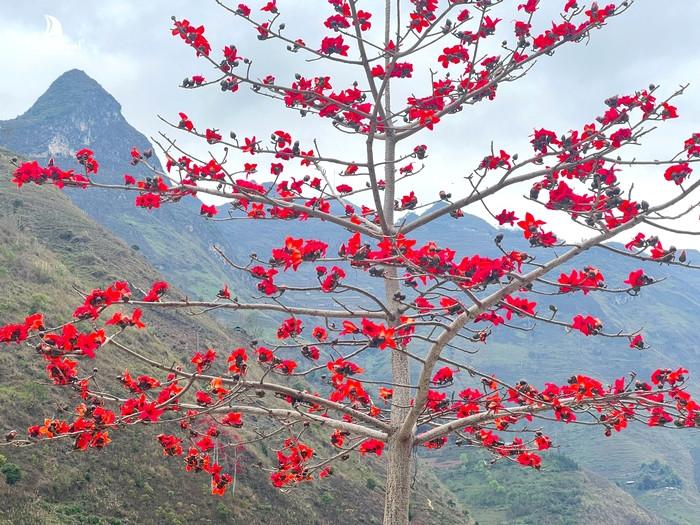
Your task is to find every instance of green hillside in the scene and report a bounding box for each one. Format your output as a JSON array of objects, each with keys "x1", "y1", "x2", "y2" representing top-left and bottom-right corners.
[
  {"x1": 0, "y1": 148, "x2": 465, "y2": 525},
  {"x1": 435, "y1": 453, "x2": 664, "y2": 525}
]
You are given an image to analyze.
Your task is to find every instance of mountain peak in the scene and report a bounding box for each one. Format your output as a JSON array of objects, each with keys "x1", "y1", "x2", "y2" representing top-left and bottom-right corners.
[
  {"x1": 20, "y1": 69, "x2": 121, "y2": 120},
  {"x1": 0, "y1": 69, "x2": 134, "y2": 161}
]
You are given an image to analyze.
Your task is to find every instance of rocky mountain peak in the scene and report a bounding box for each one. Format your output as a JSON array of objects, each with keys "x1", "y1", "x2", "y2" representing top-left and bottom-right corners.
[{"x1": 24, "y1": 69, "x2": 121, "y2": 118}]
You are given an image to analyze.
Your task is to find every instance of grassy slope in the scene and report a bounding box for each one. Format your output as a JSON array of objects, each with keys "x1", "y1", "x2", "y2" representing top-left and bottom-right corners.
[
  {"x1": 0, "y1": 149, "x2": 465, "y2": 525},
  {"x1": 434, "y1": 452, "x2": 664, "y2": 525}
]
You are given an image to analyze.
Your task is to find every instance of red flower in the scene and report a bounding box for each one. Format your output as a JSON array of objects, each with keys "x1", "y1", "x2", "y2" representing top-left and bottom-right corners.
[
  {"x1": 75, "y1": 148, "x2": 99, "y2": 174},
  {"x1": 196, "y1": 391, "x2": 214, "y2": 406},
  {"x1": 533, "y1": 31, "x2": 557, "y2": 50},
  {"x1": 227, "y1": 347, "x2": 248, "y2": 375},
  {"x1": 45, "y1": 356, "x2": 78, "y2": 385},
  {"x1": 684, "y1": 134, "x2": 700, "y2": 158},
  {"x1": 361, "y1": 319, "x2": 396, "y2": 349},
  {"x1": 211, "y1": 472, "x2": 233, "y2": 496},
  {"x1": 359, "y1": 439, "x2": 385, "y2": 456},
  {"x1": 135, "y1": 192, "x2": 161, "y2": 209},
  {"x1": 501, "y1": 295, "x2": 536, "y2": 320},
  {"x1": 178, "y1": 112, "x2": 194, "y2": 131},
  {"x1": 205, "y1": 128, "x2": 222, "y2": 143},
  {"x1": 197, "y1": 436, "x2": 215, "y2": 452},
  {"x1": 143, "y1": 281, "x2": 169, "y2": 302},
  {"x1": 518, "y1": 0, "x2": 539, "y2": 14},
  {"x1": 432, "y1": 367, "x2": 455, "y2": 385},
  {"x1": 171, "y1": 18, "x2": 211, "y2": 56},
  {"x1": 535, "y1": 434, "x2": 551, "y2": 450},
  {"x1": 625, "y1": 233, "x2": 646, "y2": 251},
  {"x1": 624, "y1": 269, "x2": 652, "y2": 291},
  {"x1": 572, "y1": 315, "x2": 602, "y2": 336},
  {"x1": 375, "y1": 388, "x2": 393, "y2": 404},
  {"x1": 530, "y1": 129, "x2": 560, "y2": 153},
  {"x1": 325, "y1": 14, "x2": 350, "y2": 31},
  {"x1": 200, "y1": 204, "x2": 218, "y2": 217},
  {"x1": 650, "y1": 241, "x2": 669, "y2": 260},
  {"x1": 517, "y1": 212, "x2": 545, "y2": 239},
  {"x1": 320, "y1": 36, "x2": 349, "y2": 56},
  {"x1": 301, "y1": 345, "x2": 320, "y2": 360},
  {"x1": 494, "y1": 210, "x2": 518, "y2": 226},
  {"x1": 517, "y1": 452, "x2": 541, "y2": 469},
  {"x1": 660, "y1": 102, "x2": 678, "y2": 120},
  {"x1": 256, "y1": 346, "x2": 276, "y2": 364},
  {"x1": 184, "y1": 447, "x2": 211, "y2": 472},
  {"x1": 276, "y1": 359, "x2": 298, "y2": 375},
  {"x1": 157, "y1": 434, "x2": 184, "y2": 456},
  {"x1": 241, "y1": 136, "x2": 257, "y2": 154},
  {"x1": 106, "y1": 309, "x2": 145, "y2": 329},
  {"x1": 664, "y1": 163, "x2": 692, "y2": 185},
  {"x1": 327, "y1": 358, "x2": 364, "y2": 378},
  {"x1": 481, "y1": 150, "x2": 511, "y2": 170},
  {"x1": 217, "y1": 284, "x2": 231, "y2": 300},
  {"x1": 355, "y1": 10, "x2": 372, "y2": 31},
  {"x1": 0, "y1": 313, "x2": 44, "y2": 344},
  {"x1": 261, "y1": 0, "x2": 277, "y2": 13},
  {"x1": 312, "y1": 326, "x2": 328, "y2": 341},
  {"x1": 438, "y1": 45, "x2": 469, "y2": 68},
  {"x1": 191, "y1": 348, "x2": 217, "y2": 373},
  {"x1": 609, "y1": 127, "x2": 632, "y2": 147},
  {"x1": 277, "y1": 317, "x2": 303, "y2": 339},
  {"x1": 479, "y1": 15, "x2": 501, "y2": 37},
  {"x1": 222, "y1": 412, "x2": 243, "y2": 427},
  {"x1": 629, "y1": 334, "x2": 645, "y2": 350}
]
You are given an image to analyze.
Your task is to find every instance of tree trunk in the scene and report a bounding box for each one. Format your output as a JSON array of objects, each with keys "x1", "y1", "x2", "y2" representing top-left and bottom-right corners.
[{"x1": 383, "y1": 434, "x2": 413, "y2": 525}]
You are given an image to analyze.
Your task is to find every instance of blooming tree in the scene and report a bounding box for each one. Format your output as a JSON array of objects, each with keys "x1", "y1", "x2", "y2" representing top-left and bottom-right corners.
[{"x1": 3, "y1": 1, "x2": 700, "y2": 523}]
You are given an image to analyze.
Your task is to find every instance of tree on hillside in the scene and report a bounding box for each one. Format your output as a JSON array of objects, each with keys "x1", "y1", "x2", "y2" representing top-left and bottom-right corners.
[{"x1": 3, "y1": 1, "x2": 700, "y2": 523}]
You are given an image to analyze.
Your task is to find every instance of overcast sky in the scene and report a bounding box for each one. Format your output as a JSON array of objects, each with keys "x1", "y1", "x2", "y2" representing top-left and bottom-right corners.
[{"x1": 2, "y1": 1, "x2": 700, "y2": 247}]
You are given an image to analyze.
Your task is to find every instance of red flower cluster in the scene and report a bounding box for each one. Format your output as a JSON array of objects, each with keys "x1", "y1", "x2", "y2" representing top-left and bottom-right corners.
[
  {"x1": 0, "y1": 313, "x2": 44, "y2": 345},
  {"x1": 29, "y1": 406, "x2": 114, "y2": 451},
  {"x1": 75, "y1": 148, "x2": 99, "y2": 174},
  {"x1": 105, "y1": 309, "x2": 145, "y2": 329},
  {"x1": 73, "y1": 281, "x2": 131, "y2": 320},
  {"x1": 142, "y1": 281, "x2": 169, "y2": 302},
  {"x1": 572, "y1": 315, "x2": 603, "y2": 335},
  {"x1": 557, "y1": 267, "x2": 605, "y2": 294},
  {"x1": 172, "y1": 18, "x2": 211, "y2": 56},
  {"x1": 359, "y1": 438, "x2": 384, "y2": 456},
  {"x1": 271, "y1": 237, "x2": 328, "y2": 270},
  {"x1": 271, "y1": 438, "x2": 315, "y2": 487},
  {"x1": 191, "y1": 348, "x2": 217, "y2": 373},
  {"x1": 277, "y1": 317, "x2": 303, "y2": 339},
  {"x1": 12, "y1": 160, "x2": 89, "y2": 188}
]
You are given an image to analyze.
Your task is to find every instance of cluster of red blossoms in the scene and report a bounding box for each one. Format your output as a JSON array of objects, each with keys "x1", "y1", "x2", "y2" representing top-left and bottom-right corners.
[
  {"x1": 27, "y1": 402, "x2": 114, "y2": 452},
  {"x1": 168, "y1": 0, "x2": 621, "y2": 135},
  {"x1": 11, "y1": 159, "x2": 88, "y2": 188},
  {"x1": 12, "y1": 149, "x2": 100, "y2": 188},
  {"x1": 271, "y1": 438, "x2": 318, "y2": 487},
  {"x1": 523, "y1": 89, "x2": 682, "y2": 229},
  {"x1": 12, "y1": 149, "x2": 197, "y2": 211}
]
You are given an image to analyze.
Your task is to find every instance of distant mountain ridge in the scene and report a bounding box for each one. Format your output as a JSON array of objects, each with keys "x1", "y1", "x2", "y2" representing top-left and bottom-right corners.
[{"x1": 0, "y1": 69, "x2": 237, "y2": 300}]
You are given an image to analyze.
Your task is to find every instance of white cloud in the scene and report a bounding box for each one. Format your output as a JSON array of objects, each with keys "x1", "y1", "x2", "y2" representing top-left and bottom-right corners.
[{"x1": 0, "y1": 15, "x2": 139, "y2": 120}]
